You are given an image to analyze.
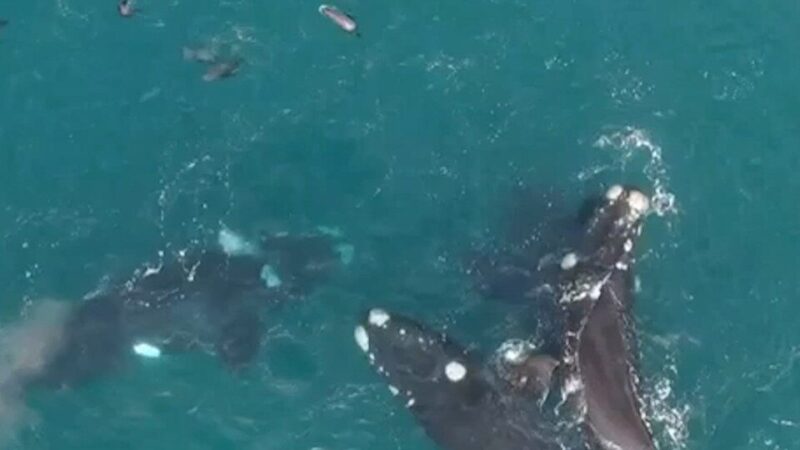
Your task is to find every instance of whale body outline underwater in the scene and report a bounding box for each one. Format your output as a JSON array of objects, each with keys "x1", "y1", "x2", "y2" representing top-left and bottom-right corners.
[{"x1": 0, "y1": 227, "x2": 352, "y2": 398}]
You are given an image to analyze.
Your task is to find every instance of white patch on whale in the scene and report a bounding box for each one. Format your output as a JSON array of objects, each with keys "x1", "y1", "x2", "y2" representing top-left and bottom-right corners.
[
  {"x1": 260, "y1": 264, "x2": 282, "y2": 288},
  {"x1": 626, "y1": 190, "x2": 650, "y2": 219},
  {"x1": 133, "y1": 342, "x2": 162, "y2": 358},
  {"x1": 498, "y1": 339, "x2": 534, "y2": 365},
  {"x1": 589, "y1": 282, "x2": 603, "y2": 300},
  {"x1": 563, "y1": 373, "x2": 583, "y2": 396},
  {"x1": 354, "y1": 326, "x2": 369, "y2": 352},
  {"x1": 218, "y1": 228, "x2": 259, "y2": 256},
  {"x1": 605, "y1": 184, "x2": 624, "y2": 201},
  {"x1": 560, "y1": 252, "x2": 579, "y2": 270},
  {"x1": 368, "y1": 309, "x2": 390, "y2": 328},
  {"x1": 445, "y1": 361, "x2": 467, "y2": 382}
]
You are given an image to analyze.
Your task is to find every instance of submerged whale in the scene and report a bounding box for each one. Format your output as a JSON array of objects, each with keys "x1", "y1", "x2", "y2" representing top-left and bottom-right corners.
[
  {"x1": 13, "y1": 228, "x2": 351, "y2": 390},
  {"x1": 353, "y1": 309, "x2": 583, "y2": 450}
]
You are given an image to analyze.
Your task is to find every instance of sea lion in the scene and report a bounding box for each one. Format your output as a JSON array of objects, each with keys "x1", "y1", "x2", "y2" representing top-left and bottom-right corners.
[
  {"x1": 318, "y1": 4, "x2": 359, "y2": 35},
  {"x1": 202, "y1": 58, "x2": 242, "y2": 82}
]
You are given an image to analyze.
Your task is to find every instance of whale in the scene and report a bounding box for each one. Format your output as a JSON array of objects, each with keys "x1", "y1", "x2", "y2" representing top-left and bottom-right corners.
[
  {"x1": 15, "y1": 228, "x2": 351, "y2": 390},
  {"x1": 555, "y1": 185, "x2": 655, "y2": 450},
  {"x1": 353, "y1": 309, "x2": 584, "y2": 450},
  {"x1": 464, "y1": 184, "x2": 657, "y2": 449}
]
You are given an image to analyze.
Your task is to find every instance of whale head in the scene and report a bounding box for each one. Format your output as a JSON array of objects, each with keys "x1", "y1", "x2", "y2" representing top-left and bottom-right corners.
[
  {"x1": 354, "y1": 309, "x2": 485, "y2": 408},
  {"x1": 578, "y1": 185, "x2": 649, "y2": 270},
  {"x1": 354, "y1": 309, "x2": 569, "y2": 450}
]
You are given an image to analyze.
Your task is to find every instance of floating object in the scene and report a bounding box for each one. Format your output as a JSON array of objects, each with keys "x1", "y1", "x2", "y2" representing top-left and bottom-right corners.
[
  {"x1": 133, "y1": 342, "x2": 162, "y2": 358},
  {"x1": 318, "y1": 4, "x2": 359, "y2": 35}
]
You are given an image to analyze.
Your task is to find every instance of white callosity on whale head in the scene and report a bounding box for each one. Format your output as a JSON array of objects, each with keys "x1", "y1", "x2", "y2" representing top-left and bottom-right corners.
[
  {"x1": 368, "y1": 309, "x2": 390, "y2": 328},
  {"x1": 625, "y1": 190, "x2": 650, "y2": 220},
  {"x1": 217, "y1": 227, "x2": 259, "y2": 256},
  {"x1": 445, "y1": 361, "x2": 467, "y2": 382},
  {"x1": 560, "y1": 252, "x2": 579, "y2": 271},
  {"x1": 605, "y1": 184, "x2": 624, "y2": 201},
  {"x1": 354, "y1": 325, "x2": 369, "y2": 352},
  {"x1": 624, "y1": 239, "x2": 634, "y2": 253},
  {"x1": 132, "y1": 342, "x2": 162, "y2": 358}
]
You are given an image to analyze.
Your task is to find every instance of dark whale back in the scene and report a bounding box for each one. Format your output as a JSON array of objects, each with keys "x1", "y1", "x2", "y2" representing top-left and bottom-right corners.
[
  {"x1": 579, "y1": 271, "x2": 654, "y2": 450},
  {"x1": 559, "y1": 186, "x2": 655, "y2": 450}
]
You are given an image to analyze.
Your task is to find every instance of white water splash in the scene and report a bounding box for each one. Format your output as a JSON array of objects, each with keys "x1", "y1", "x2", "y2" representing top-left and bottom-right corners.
[
  {"x1": 591, "y1": 126, "x2": 678, "y2": 217},
  {"x1": 643, "y1": 372, "x2": 690, "y2": 449}
]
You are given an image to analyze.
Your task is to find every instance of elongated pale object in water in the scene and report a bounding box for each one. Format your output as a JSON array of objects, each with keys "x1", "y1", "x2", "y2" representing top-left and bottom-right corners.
[
  {"x1": 133, "y1": 342, "x2": 162, "y2": 358},
  {"x1": 318, "y1": 4, "x2": 358, "y2": 34}
]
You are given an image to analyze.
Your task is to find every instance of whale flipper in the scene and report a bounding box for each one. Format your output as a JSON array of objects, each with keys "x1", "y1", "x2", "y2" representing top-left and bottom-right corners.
[
  {"x1": 494, "y1": 340, "x2": 560, "y2": 402},
  {"x1": 216, "y1": 310, "x2": 263, "y2": 370}
]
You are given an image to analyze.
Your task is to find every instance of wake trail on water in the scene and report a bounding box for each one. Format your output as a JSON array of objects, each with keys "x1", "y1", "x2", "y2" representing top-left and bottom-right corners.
[
  {"x1": 0, "y1": 301, "x2": 71, "y2": 443},
  {"x1": 580, "y1": 126, "x2": 678, "y2": 219}
]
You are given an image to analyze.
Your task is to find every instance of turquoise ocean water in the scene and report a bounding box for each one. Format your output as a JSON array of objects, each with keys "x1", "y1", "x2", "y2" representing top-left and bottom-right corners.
[{"x1": 1, "y1": 0, "x2": 799, "y2": 448}]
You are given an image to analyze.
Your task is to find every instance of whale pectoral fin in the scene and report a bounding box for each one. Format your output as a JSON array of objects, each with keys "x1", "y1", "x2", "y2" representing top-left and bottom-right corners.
[
  {"x1": 512, "y1": 354, "x2": 560, "y2": 402},
  {"x1": 216, "y1": 312, "x2": 262, "y2": 370},
  {"x1": 496, "y1": 340, "x2": 562, "y2": 404},
  {"x1": 525, "y1": 354, "x2": 560, "y2": 391}
]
